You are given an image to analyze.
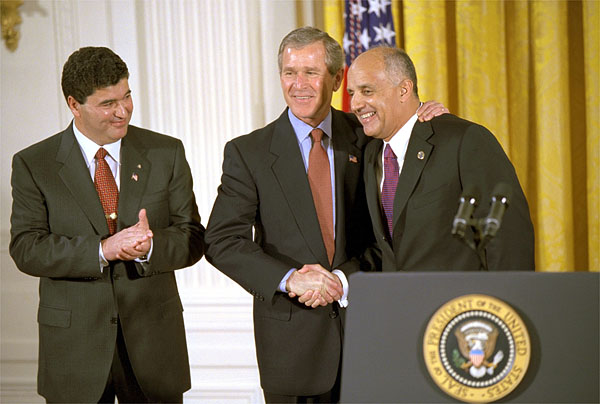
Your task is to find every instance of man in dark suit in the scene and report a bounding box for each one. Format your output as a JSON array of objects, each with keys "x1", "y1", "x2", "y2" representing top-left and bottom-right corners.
[
  {"x1": 9, "y1": 47, "x2": 204, "y2": 403},
  {"x1": 347, "y1": 46, "x2": 534, "y2": 272},
  {"x1": 205, "y1": 27, "x2": 446, "y2": 403}
]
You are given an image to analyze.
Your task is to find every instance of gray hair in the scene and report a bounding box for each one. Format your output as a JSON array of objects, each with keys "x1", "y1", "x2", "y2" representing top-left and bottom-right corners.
[
  {"x1": 278, "y1": 26, "x2": 344, "y2": 76},
  {"x1": 379, "y1": 46, "x2": 419, "y2": 97}
]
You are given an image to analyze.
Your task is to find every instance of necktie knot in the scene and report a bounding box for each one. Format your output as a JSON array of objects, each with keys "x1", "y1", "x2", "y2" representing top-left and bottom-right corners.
[
  {"x1": 384, "y1": 144, "x2": 396, "y2": 159},
  {"x1": 310, "y1": 128, "x2": 324, "y2": 145},
  {"x1": 96, "y1": 147, "x2": 108, "y2": 160}
]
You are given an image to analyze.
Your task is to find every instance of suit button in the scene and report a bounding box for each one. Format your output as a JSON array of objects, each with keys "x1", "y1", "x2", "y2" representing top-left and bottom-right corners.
[
  {"x1": 259, "y1": 296, "x2": 264, "y2": 301},
  {"x1": 110, "y1": 317, "x2": 118, "y2": 324},
  {"x1": 329, "y1": 311, "x2": 338, "y2": 319}
]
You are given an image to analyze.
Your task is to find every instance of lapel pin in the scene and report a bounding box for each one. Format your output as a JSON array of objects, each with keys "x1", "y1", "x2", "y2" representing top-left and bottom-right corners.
[
  {"x1": 131, "y1": 173, "x2": 139, "y2": 182},
  {"x1": 348, "y1": 155, "x2": 358, "y2": 163},
  {"x1": 137, "y1": 164, "x2": 142, "y2": 169},
  {"x1": 417, "y1": 151, "x2": 425, "y2": 160}
]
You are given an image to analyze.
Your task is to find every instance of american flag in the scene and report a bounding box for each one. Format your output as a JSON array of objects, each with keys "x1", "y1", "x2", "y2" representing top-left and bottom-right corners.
[{"x1": 342, "y1": 0, "x2": 396, "y2": 112}]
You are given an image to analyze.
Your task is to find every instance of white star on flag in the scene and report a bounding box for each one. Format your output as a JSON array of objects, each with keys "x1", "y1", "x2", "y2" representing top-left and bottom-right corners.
[
  {"x1": 373, "y1": 23, "x2": 396, "y2": 45},
  {"x1": 368, "y1": 0, "x2": 391, "y2": 18}
]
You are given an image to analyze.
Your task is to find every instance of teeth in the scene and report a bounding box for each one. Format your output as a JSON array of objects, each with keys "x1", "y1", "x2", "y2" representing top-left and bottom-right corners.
[
  {"x1": 360, "y1": 112, "x2": 375, "y2": 119},
  {"x1": 295, "y1": 96, "x2": 310, "y2": 100}
]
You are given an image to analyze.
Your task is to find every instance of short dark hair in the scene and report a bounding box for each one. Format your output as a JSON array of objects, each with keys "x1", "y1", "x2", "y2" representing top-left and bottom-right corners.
[
  {"x1": 278, "y1": 26, "x2": 344, "y2": 76},
  {"x1": 381, "y1": 47, "x2": 419, "y2": 97},
  {"x1": 61, "y1": 47, "x2": 129, "y2": 104}
]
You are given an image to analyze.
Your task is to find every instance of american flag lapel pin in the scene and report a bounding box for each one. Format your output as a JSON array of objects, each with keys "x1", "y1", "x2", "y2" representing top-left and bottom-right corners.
[{"x1": 348, "y1": 154, "x2": 358, "y2": 163}]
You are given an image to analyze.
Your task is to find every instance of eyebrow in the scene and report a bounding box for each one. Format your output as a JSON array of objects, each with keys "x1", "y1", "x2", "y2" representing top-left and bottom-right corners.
[{"x1": 99, "y1": 89, "x2": 132, "y2": 105}]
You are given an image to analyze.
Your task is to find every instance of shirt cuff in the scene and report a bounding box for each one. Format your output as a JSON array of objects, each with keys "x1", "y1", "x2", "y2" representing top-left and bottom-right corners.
[
  {"x1": 278, "y1": 268, "x2": 297, "y2": 293},
  {"x1": 134, "y1": 239, "x2": 153, "y2": 263},
  {"x1": 99, "y1": 242, "x2": 109, "y2": 273},
  {"x1": 332, "y1": 269, "x2": 349, "y2": 308}
]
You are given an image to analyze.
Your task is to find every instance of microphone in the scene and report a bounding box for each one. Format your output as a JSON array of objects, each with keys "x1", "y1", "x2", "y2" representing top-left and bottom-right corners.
[
  {"x1": 452, "y1": 184, "x2": 480, "y2": 239},
  {"x1": 481, "y1": 183, "x2": 512, "y2": 239}
]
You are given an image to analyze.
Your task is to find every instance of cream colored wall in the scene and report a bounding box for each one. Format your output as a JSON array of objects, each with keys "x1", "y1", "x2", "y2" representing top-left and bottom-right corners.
[{"x1": 1, "y1": 1, "x2": 301, "y2": 402}]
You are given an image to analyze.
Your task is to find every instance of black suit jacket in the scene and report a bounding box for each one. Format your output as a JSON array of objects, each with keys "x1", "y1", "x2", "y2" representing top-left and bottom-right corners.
[
  {"x1": 205, "y1": 108, "x2": 376, "y2": 395},
  {"x1": 9, "y1": 123, "x2": 204, "y2": 402},
  {"x1": 364, "y1": 114, "x2": 534, "y2": 272}
]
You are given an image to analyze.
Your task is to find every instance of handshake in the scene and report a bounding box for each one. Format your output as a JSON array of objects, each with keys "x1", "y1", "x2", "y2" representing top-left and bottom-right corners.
[{"x1": 286, "y1": 264, "x2": 343, "y2": 308}]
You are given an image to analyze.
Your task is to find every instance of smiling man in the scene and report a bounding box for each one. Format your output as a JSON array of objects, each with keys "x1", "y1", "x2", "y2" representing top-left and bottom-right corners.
[
  {"x1": 205, "y1": 27, "x2": 447, "y2": 402},
  {"x1": 9, "y1": 47, "x2": 204, "y2": 403},
  {"x1": 347, "y1": 46, "x2": 534, "y2": 273}
]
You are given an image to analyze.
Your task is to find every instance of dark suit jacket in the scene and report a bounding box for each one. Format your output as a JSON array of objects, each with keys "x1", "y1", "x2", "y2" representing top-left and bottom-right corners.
[
  {"x1": 205, "y1": 108, "x2": 376, "y2": 396},
  {"x1": 9, "y1": 123, "x2": 205, "y2": 403},
  {"x1": 364, "y1": 114, "x2": 534, "y2": 272}
]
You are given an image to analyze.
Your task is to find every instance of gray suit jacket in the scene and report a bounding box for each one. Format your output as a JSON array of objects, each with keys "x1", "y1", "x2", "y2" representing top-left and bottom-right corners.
[
  {"x1": 10, "y1": 123, "x2": 204, "y2": 402},
  {"x1": 364, "y1": 114, "x2": 534, "y2": 272},
  {"x1": 205, "y1": 108, "x2": 377, "y2": 395}
]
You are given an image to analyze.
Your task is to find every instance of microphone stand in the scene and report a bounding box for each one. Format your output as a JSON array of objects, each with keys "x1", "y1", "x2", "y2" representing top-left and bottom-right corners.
[{"x1": 454, "y1": 217, "x2": 489, "y2": 271}]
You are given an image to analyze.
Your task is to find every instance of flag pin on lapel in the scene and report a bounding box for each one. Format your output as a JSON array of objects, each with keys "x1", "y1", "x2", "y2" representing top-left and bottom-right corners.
[
  {"x1": 417, "y1": 151, "x2": 425, "y2": 160},
  {"x1": 131, "y1": 173, "x2": 139, "y2": 182},
  {"x1": 348, "y1": 155, "x2": 358, "y2": 163}
]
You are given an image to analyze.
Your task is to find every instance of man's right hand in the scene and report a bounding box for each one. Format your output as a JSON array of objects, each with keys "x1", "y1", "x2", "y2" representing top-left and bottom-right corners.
[
  {"x1": 101, "y1": 209, "x2": 153, "y2": 261},
  {"x1": 286, "y1": 264, "x2": 343, "y2": 308}
]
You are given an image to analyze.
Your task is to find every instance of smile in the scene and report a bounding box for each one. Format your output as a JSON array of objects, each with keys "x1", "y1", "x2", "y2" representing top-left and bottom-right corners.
[{"x1": 360, "y1": 112, "x2": 376, "y2": 119}]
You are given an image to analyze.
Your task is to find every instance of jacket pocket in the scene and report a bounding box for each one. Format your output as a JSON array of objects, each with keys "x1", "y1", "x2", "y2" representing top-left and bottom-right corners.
[
  {"x1": 38, "y1": 305, "x2": 71, "y2": 328},
  {"x1": 257, "y1": 294, "x2": 292, "y2": 321}
]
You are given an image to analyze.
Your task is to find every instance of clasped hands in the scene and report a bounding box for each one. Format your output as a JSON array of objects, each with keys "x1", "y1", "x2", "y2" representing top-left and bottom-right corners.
[
  {"x1": 101, "y1": 209, "x2": 153, "y2": 261},
  {"x1": 286, "y1": 264, "x2": 343, "y2": 308}
]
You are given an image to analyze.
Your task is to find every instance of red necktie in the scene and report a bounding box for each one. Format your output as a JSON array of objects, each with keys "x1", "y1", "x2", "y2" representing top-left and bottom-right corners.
[
  {"x1": 382, "y1": 144, "x2": 399, "y2": 238},
  {"x1": 94, "y1": 148, "x2": 119, "y2": 235},
  {"x1": 307, "y1": 128, "x2": 335, "y2": 265}
]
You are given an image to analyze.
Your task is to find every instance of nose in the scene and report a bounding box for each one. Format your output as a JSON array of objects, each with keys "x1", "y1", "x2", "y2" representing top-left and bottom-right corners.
[
  {"x1": 295, "y1": 72, "x2": 307, "y2": 88},
  {"x1": 114, "y1": 99, "x2": 131, "y2": 117},
  {"x1": 350, "y1": 93, "x2": 363, "y2": 113}
]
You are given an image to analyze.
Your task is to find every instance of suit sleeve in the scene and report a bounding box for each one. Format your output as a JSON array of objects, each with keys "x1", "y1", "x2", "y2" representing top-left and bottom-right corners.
[
  {"x1": 204, "y1": 141, "x2": 291, "y2": 301},
  {"x1": 459, "y1": 124, "x2": 535, "y2": 270},
  {"x1": 136, "y1": 139, "x2": 205, "y2": 275},
  {"x1": 9, "y1": 153, "x2": 104, "y2": 278}
]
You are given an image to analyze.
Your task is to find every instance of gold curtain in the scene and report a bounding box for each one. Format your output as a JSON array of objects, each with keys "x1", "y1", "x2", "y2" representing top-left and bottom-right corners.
[{"x1": 324, "y1": 0, "x2": 599, "y2": 272}]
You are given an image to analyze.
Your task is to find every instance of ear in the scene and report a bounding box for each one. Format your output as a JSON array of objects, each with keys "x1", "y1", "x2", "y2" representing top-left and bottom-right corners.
[
  {"x1": 67, "y1": 95, "x2": 82, "y2": 117},
  {"x1": 399, "y1": 79, "x2": 414, "y2": 102},
  {"x1": 332, "y1": 68, "x2": 344, "y2": 92}
]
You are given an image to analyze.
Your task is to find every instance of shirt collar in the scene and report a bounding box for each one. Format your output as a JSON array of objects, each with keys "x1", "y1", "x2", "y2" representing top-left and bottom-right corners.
[
  {"x1": 288, "y1": 108, "x2": 333, "y2": 143},
  {"x1": 383, "y1": 109, "x2": 420, "y2": 156},
  {"x1": 72, "y1": 121, "x2": 121, "y2": 167}
]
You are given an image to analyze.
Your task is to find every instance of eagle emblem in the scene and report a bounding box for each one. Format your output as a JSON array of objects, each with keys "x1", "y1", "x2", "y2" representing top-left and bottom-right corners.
[{"x1": 454, "y1": 320, "x2": 504, "y2": 378}]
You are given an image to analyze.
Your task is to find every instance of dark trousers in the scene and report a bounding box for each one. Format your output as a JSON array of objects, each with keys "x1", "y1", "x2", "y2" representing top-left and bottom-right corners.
[
  {"x1": 98, "y1": 320, "x2": 149, "y2": 403},
  {"x1": 263, "y1": 376, "x2": 341, "y2": 404}
]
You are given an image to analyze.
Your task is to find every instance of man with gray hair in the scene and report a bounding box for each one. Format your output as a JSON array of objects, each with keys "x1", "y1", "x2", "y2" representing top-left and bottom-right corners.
[
  {"x1": 347, "y1": 46, "x2": 534, "y2": 273},
  {"x1": 206, "y1": 28, "x2": 446, "y2": 401}
]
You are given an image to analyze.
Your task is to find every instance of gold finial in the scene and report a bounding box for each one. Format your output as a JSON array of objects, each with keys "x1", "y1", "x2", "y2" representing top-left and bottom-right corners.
[{"x1": 1, "y1": 0, "x2": 23, "y2": 52}]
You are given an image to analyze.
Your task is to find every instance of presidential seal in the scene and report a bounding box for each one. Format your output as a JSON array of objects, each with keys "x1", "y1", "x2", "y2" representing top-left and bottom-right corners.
[{"x1": 423, "y1": 294, "x2": 530, "y2": 403}]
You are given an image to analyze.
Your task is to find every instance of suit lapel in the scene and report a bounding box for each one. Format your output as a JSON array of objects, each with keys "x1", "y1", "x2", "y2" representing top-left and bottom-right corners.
[
  {"x1": 270, "y1": 111, "x2": 328, "y2": 265},
  {"x1": 56, "y1": 125, "x2": 108, "y2": 235},
  {"x1": 331, "y1": 110, "x2": 362, "y2": 266},
  {"x1": 393, "y1": 121, "x2": 434, "y2": 229},
  {"x1": 364, "y1": 140, "x2": 387, "y2": 241},
  {"x1": 119, "y1": 128, "x2": 151, "y2": 228}
]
